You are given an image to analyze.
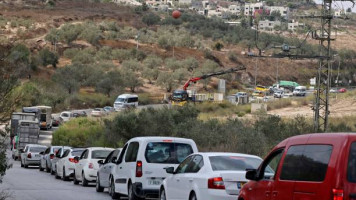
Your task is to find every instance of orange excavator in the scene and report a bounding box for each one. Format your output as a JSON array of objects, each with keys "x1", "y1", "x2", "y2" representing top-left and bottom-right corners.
[{"x1": 171, "y1": 66, "x2": 246, "y2": 106}]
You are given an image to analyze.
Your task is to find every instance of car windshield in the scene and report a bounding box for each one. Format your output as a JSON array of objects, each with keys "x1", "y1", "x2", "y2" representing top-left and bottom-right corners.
[
  {"x1": 30, "y1": 147, "x2": 47, "y2": 153},
  {"x1": 209, "y1": 156, "x2": 271, "y2": 172},
  {"x1": 62, "y1": 113, "x2": 69, "y2": 117},
  {"x1": 72, "y1": 149, "x2": 85, "y2": 157},
  {"x1": 94, "y1": 108, "x2": 101, "y2": 111},
  {"x1": 173, "y1": 93, "x2": 183, "y2": 98},
  {"x1": 91, "y1": 150, "x2": 112, "y2": 159},
  {"x1": 145, "y1": 142, "x2": 193, "y2": 164},
  {"x1": 116, "y1": 98, "x2": 125, "y2": 103}
]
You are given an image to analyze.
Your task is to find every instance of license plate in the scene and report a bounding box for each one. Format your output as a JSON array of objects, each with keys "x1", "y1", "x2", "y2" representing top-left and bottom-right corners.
[
  {"x1": 35, "y1": 154, "x2": 40, "y2": 157},
  {"x1": 148, "y1": 180, "x2": 161, "y2": 185}
]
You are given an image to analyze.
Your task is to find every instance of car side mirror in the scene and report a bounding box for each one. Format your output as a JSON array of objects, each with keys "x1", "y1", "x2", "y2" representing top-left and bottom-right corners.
[
  {"x1": 20, "y1": 149, "x2": 24, "y2": 153},
  {"x1": 56, "y1": 154, "x2": 61, "y2": 158},
  {"x1": 111, "y1": 157, "x2": 117, "y2": 163},
  {"x1": 246, "y1": 169, "x2": 258, "y2": 181},
  {"x1": 165, "y1": 167, "x2": 175, "y2": 174},
  {"x1": 39, "y1": 151, "x2": 44, "y2": 155},
  {"x1": 98, "y1": 160, "x2": 104, "y2": 165}
]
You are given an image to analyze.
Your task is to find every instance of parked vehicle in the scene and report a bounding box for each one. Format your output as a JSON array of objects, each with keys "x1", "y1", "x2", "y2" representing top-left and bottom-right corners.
[
  {"x1": 293, "y1": 86, "x2": 307, "y2": 96},
  {"x1": 10, "y1": 112, "x2": 36, "y2": 142},
  {"x1": 160, "y1": 152, "x2": 270, "y2": 200},
  {"x1": 330, "y1": 88, "x2": 339, "y2": 93},
  {"x1": 339, "y1": 88, "x2": 347, "y2": 93},
  {"x1": 51, "y1": 115, "x2": 62, "y2": 127},
  {"x1": 73, "y1": 147, "x2": 114, "y2": 186},
  {"x1": 103, "y1": 106, "x2": 115, "y2": 113},
  {"x1": 109, "y1": 137, "x2": 198, "y2": 199},
  {"x1": 239, "y1": 133, "x2": 356, "y2": 200},
  {"x1": 235, "y1": 92, "x2": 247, "y2": 98},
  {"x1": 39, "y1": 146, "x2": 62, "y2": 172},
  {"x1": 51, "y1": 146, "x2": 72, "y2": 176},
  {"x1": 36, "y1": 106, "x2": 53, "y2": 130},
  {"x1": 252, "y1": 90, "x2": 264, "y2": 97},
  {"x1": 56, "y1": 148, "x2": 86, "y2": 181},
  {"x1": 12, "y1": 120, "x2": 40, "y2": 160},
  {"x1": 73, "y1": 110, "x2": 88, "y2": 118},
  {"x1": 113, "y1": 94, "x2": 138, "y2": 111},
  {"x1": 20, "y1": 144, "x2": 47, "y2": 168},
  {"x1": 91, "y1": 108, "x2": 106, "y2": 117},
  {"x1": 22, "y1": 107, "x2": 41, "y2": 124},
  {"x1": 60, "y1": 111, "x2": 73, "y2": 122},
  {"x1": 273, "y1": 90, "x2": 284, "y2": 98},
  {"x1": 96, "y1": 148, "x2": 122, "y2": 192}
]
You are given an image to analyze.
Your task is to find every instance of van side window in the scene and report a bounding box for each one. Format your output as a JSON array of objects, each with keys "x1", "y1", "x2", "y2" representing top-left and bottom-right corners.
[
  {"x1": 125, "y1": 142, "x2": 139, "y2": 162},
  {"x1": 348, "y1": 142, "x2": 356, "y2": 183},
  {"x1": 280, "y1": 145, "x2": 333, "y2": 182},
  {"x1": 116, "y1": 144, "x2": 128, "y2": 164},
  {"x1": 128, "y1": 97, "x2": 138, "y2": 103}
]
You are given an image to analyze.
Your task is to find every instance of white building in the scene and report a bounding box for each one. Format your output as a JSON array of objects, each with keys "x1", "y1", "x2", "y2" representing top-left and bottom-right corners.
[
  {"x1": 259, "y1": 20, "x2": 281, "y2": 31},
  {"x1": 228, "y1": 4, "x2": 243, "y2": 15},
  {"x1": 334, "y1": 9, "x2": 345, "y2": 18},
  {"x1": 244, "y1": 2, "x2": 264, "y2": 16},
  {"x1": 288, "y1": 21, "x2": 304, "y2": 31},
  {"x1": 268, "y1": 6, "x2": 290, "y2": 18}
]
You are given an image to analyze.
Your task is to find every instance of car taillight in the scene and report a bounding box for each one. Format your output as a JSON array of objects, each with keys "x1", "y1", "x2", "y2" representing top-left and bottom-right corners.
[
  {"x1": 27, "y1": 153, "x2": 32, "y2": 159},
  {"x1": 88, "y1": 163, "x2": 94, "y2": 169},
  {"x1": 69, "y1": 158, "x2": 75, "y2": 163},
  {"x1": 50, "y1": 154, "x2": 54, "y2": 159},
  {"x1": 136, "y1": 161, "x2": 143, "y2": 177},
  {"x1": 208, "y1": 177, "x2": 225, "y2": 190},
  {"x1": 333, "y1": 189, "x2": 343, "y2": 200}
]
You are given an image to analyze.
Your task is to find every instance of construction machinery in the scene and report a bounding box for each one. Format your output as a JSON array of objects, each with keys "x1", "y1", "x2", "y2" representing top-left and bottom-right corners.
[{"x1": 171, "y1": 66, "x2": 246, "y2": 106}]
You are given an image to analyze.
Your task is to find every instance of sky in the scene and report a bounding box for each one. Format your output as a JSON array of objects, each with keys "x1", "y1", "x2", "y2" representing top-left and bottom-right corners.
[{"x1": 314, "y1": 0, "x2": 356, "y2": 12}]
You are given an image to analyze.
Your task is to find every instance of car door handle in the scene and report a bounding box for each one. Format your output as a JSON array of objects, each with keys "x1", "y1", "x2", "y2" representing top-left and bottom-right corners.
[
  {"x1": 189, "y1": 179, "x2": 193, "y2": 182},
  {"x1": 119, "y1": 167, "x2": 122, "y2": 169},
  {"x1": 272, "y1": 191, "x2": 278, "y2": 197},
  {"x1": 176, "y1": 179, "x2": 180, "y2": 182},
  {"x1": 265, "y1": 191, "x2": 270, "y2": 197}
]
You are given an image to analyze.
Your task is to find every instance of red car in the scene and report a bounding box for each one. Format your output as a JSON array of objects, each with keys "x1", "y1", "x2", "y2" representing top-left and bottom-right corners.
[
  {"x1": 239, "y1": 133, "x2": 356, "y2": 200},
  {"x1": 339, "y1": 88, "x2": 347, "y2": 93}
]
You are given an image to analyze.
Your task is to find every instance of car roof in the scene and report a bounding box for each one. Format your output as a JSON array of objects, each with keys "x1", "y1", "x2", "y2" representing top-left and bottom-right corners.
[
  {"x1": 117, "y1": 94, "x2": 138, "y2": 98},
  {"x1": 128, "y1": 136, "x2": 195, "y2": 143},
  {"x1": 196, "y1": 152, "x2": 262, "y2": 159},
  {"x1": 61, "y1": 111, "x2": 72, "y2": 114},
  {"x1": 26, "y1": 144, "x2": 47, "y2": 148},
  {"x1": 85, "y1": 147, "x2": 115, "y2": 151}
]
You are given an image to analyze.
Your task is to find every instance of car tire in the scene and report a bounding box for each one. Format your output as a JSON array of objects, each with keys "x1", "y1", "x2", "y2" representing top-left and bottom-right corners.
[
  {"x1": 51, "y1": 167, "x2": 55, "y2": 175},
  {"x1": 128, "y1": 182, "x2": 142, "y2": 200},
  {"x1": 20, "y1": 160, "x2": 24, "y2": 168},
  {"x1": 189, "y1": 192, "x2": 197, "y2": 200},
  {"x1": 109, "y1": 178, "x2": 120, "y2": 199},
  {"x1": 62, "y1": 168, "x2": 69, "y2": 181},
  {"x1": 55, "y1": 168, "x2": 60, "y2": 179},
  {"x1": 160, "y1": 188, "x2": 167, "y2": 200},
  {"x1": 73, "y1": 171, "x2": 79, "y2": 185},
  {"x1": 39, "y1": 164, "x2": 44, "y2": 171},
  {"x1": 96, "y1": 175, "x2": 104, "y2": 192},
  {"x1": 82, "y1": 172, "x2": 88, "y2": 187}
]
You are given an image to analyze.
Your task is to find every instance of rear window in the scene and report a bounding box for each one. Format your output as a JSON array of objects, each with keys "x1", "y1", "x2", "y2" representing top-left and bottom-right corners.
[
  {"x1": 72, "y1": 150, "x2": 85, "y2": 157},
  {"x1": 91, "y1": 150, "x2": 112, "y2": 159},
  {"x1": 209, "y1": 156, "x2": 264, "y2": 171},
  {"x1": 280, "y1": 145, "x2": 333, "y2": 182},
  {"x1": 348, "y1": 142, "x2": 356, "y2": 183},
  {"x1": 145, "y1": 142, "x2": 193, "y2": 164},
  {"x1": 30, "y1": 147, "x2": 47, "y2": 153}
]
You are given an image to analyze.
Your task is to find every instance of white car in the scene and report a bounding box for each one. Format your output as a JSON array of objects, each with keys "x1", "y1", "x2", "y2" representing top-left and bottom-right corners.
[
  {"x1": 39, "y1": 146, "x2": 62, "y2": 172},
  {"x1": 51, "y1": 146, "x2": 71, "y2": 176},
  {"x1": 60, "y1": 111, "x2": 73, "y2": 122},
  {"x1": 73, "y1": 147, "x2": 114, "y2": 186},
  {"x1": 109, "y1": 137, "x2": 198, "y2": 200},
  {"x1": 91, "y1": 108, "x2": 106, "y2": 117},
  {"x1": 160, "y1": 152, "x2": 273, "y2": 200},
  {"x1": 96, "y1": 148, "x2": 122, "y2": 192},
  {"x1": 20, "y1": 144, "x2": 47, "y2": 168},
  {"x1": 55, "y1": 148, "x2": 86, "y2": 181}
]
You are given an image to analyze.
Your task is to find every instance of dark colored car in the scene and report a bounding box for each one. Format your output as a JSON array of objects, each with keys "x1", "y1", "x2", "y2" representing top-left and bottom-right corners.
[
  {"x1": 239, "y1": 133, "x2": 356, "y2": 200},
  {"x1": 73, "y1": 110, "x2": 87, "y2": 118},
  {"x1": 51, "y1": 115, "x2": 62, "y2": 127}
]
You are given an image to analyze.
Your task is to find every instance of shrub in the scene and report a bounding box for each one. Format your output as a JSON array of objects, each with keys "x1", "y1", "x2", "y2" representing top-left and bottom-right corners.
[
  {"x1": 142, "y1": 13, "x2": 161, "y2": 26},
  {"x1": 63, "y1": 48, "x2": 79, "y2": 59},
  {"x1": 38, "y1": 48, "x2": 59, "y2": 68}
]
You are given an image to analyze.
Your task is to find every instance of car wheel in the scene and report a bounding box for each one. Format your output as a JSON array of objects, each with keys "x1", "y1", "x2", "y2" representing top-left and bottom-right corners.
[
  {"x1": 189, "y1": 192, "x2": 197, "y2": 200},
  {"x1": 110, "y1": 178, "x2": 120, "y2": 199},
  {"x1": 73, "y1": 171, "x2": 79, "y2": 185},
  {"x1": 160, "y1": 188, "x2": 167, "y2": 200},
  {"x1": 96, "y1": 175, "x2": 104, "y2": 192},
  {"x1": 24, "y1": 161, "x2": 28, "y2": 168},
  {"x1": 55, "y1": 168, "x2": 60, "y2": 179},
  {"x1": 62, "y1": 167, "x2": 69, "y2": 181},
  {"x1": 128, "y1": 182, "x2": 142, "y2": 200},
  {"x1": 39, "y1": 164, "x2": 44, "y2": 171},
  {"x1": 82, "y1": 172, "x2": 88, "y2": 187},
  {"x1": 20, "y1": 160, "x2": 24, "y2": 168},
  {"x1": 51, "y1": 167, "x2": 55, "y2": 175}
]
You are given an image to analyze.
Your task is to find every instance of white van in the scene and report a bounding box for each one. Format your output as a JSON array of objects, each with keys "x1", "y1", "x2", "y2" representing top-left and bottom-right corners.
[
  {"x1": 109, "y1": 137, "x2": 198, "y2": 199},
  {"x1": 293, "y1": 86, "x2": 307, "y2": 96},
  {"x1": 113, "y1": 94, "x2": 139, "y2": 111}
]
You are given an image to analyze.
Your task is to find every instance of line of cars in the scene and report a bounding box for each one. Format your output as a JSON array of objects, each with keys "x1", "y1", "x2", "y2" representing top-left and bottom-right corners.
[{"x1": 18, "y1": 133, "x2": 356, "y2": 200}]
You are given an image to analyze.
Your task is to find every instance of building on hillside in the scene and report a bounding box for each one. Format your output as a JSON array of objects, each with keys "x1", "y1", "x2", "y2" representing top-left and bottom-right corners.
[
  {"x1": 254, "y1": 8, "x2": 270, "y2": 18},
  {"x1": 334, "y1": 9, "x2": 345, "y2": 18},
  {"x1": 244, "y1": 2, "x2": 265, "y2": 16},
  {"x1": 179, "y1": 0, "x2": 192, "y2": 5},
  {"x1": 268, "y1": 6, "x2": 290, "y2": 18},
  {"x1": 190, "y1": 0, "x2": 203, "y2": 10},
  {"x1": 228, "y1": 4, "x2": 243, "y2": 15},
  {"x1": 258, "y1": 20, "x2": 281, "y2": 31},
  {"x1": 288, "y1": 20, "x2": 304, "y2": 31}
]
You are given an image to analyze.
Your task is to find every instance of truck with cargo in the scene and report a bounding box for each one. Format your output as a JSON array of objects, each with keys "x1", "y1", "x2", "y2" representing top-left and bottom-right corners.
[{"x1": 12, "y1": 120, "x2": 40, "y2": 160}]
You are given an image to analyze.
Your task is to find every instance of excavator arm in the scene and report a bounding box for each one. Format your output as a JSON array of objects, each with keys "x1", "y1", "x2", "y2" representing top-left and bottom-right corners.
[{"x1": 182, "y1": 66, "x2": 246, "y2": 90}]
